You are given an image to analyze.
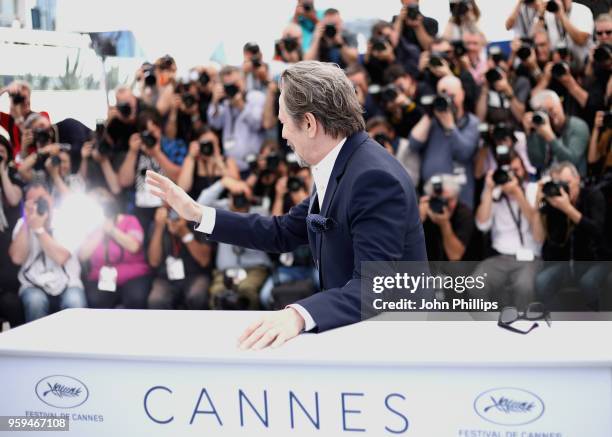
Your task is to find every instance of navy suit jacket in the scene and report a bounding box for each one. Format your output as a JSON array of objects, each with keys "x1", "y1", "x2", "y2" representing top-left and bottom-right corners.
[{"x1": 208, "y1": 131, "x2": 428, "y2": 332}]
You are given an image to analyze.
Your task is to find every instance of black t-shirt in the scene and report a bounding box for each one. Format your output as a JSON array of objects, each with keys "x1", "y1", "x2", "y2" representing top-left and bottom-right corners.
[
  {"x1": 0, "y1": 167, "x2": 25, "y2": 287},
  {"x1": 423, "y1": 201, "x2": 474, "y2": 261},
  {"x1": 392, "y1": 14, "x2": 438, "y2": 51},
  {"x1": 542, "y1": 187, "x2": 606, "y2": 261},
  {"x1": 55, "y1": 118, "x2": 93, "y2": 172}
]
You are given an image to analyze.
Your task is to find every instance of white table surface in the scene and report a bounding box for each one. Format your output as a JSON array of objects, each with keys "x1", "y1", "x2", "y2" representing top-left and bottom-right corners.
[{"x1": 0, "y1": 308, "x2": 611, "y2": 368}]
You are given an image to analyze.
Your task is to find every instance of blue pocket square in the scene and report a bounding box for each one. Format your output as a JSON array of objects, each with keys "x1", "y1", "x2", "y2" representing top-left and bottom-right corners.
[{"x1": 306, "y1": 214, "x2": 337, "y2": 234}]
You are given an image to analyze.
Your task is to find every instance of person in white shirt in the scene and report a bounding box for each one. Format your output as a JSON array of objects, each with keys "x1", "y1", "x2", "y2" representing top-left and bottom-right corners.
[{"x1": 471, "y1": 152, "x2": 543, "y2": 310}]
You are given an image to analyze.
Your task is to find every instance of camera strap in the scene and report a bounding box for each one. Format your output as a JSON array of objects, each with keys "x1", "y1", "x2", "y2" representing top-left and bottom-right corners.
[
  {"x1": 104, "y1": 222, "x2": 125, "y2": 266},
  {"x1": 518, "y1": 5, "x2": 536, "y2": 37},
  {"x1": 503, "y1": 195, "x2": 525, "y2": 247}
]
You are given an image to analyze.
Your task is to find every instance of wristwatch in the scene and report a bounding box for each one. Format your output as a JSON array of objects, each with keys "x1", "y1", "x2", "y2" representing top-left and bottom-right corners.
[{"x1": 182, "y1": 232, "x2": 195, "y2": 244}]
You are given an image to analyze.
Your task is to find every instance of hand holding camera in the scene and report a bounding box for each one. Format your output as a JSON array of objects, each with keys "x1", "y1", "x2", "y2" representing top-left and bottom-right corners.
[{"x1": 25, "y1": 197, "x2": 49, "y2": 231}]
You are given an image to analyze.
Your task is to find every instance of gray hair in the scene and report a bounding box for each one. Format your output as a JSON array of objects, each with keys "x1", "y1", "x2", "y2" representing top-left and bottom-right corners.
[
  {"x1": 548, "y1": 161, "x2": 580, "y2": 179},
  {"x1": 423, "y1": 174, "x2": 461, "y2": 197},
  {"x1": 280, "y1": 61, "x2": 365, "y2": 139},
  {"x1": 530, "y1": 89, "x2": 560, "y2": 110},
  {"x1": 595, "y1": 13, "x2": 612, "y2": 25}
]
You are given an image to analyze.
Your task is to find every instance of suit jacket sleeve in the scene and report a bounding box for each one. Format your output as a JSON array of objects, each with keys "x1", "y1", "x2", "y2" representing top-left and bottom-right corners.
[
  {"x1": 295, "y1": 168, "x2": 426, "y2": 332},
  {"x1": 207, "y1": 196, "x2": 310, "y2": 253}
]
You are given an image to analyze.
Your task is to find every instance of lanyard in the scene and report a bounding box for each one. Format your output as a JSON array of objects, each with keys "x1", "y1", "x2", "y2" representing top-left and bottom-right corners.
[
  {"x1": 518, "y1": 6, "x2": 536, "y2": 36},
  {"x1": 503, "y1": 195, "x2": 525, "y2": 247}
]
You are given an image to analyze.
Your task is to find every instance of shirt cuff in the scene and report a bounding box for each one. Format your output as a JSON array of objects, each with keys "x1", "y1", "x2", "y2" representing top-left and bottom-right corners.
[
  {"x1": 194, "y1": 205, "x2": 216, "y2": 235},
  {"x1": 288, "y1": 304, "x2": 317, "y2": 332}
]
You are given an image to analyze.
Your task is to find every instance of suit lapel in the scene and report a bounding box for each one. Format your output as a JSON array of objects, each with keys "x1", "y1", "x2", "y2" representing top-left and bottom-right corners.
[{"x1": 315, "y1": 131, "x2": 369, "y2": 280}]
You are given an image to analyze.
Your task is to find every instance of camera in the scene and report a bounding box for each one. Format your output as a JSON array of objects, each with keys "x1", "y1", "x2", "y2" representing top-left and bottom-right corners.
[
  {"x1": 266, "y1": 153, "x2": 280, "y2": 171},
  {"x1": 594, "y1": 43, "x2": 611, "y2": 65},
  {"x1": 94, "y1": 120, "x2": 112, "y2": 157},
  {"x1": 489, "y1": 45, "x2": 505, "y2": 64},
  {"x1": 324, "y1": 23, "x2": 337, "y2": 38},
  {"x1": 142, "y1": 64, "x2": 157, "y2": 88},
  {"x1": 303, "y1": 1, "x2": 313, "y2": 12},
  {"x1": 532, "y1": 110, "x2": 548, "y2": 126},
  {"x1": 140, "y1": 130, "x2": 157, "y2": 148},
  {"x1": 555, "y1": 42, "x2": 569, "y2": 59},
  {"x1": 493, "y1": 145, "x2": 512, "y2": 185},
  {"x1": 478, "y1": 123, "x2": 491, "y2": 143},
  {"x1": 432, "y1": 93, "x2": 453, "y2": 112},
  {"x1": 199, "y1": 140, "x2": 214, "y2": 157},
  {"x1": 517, "y1": 38, "x2": 534, "y2": 61},
  {"x1": 492, "y1": 123, "x2": 514, "y2": 143},
  {"x1": 223, "y1": 83, "x2": 240, "y2": 99},
  {"x1": 117, "y1": 101, "x2": 132, "y2": 118},
  {"x1": 407, "y1": 4, "x2": 420, "y2": 20},
  {"x1": 542, "y1": 180, "x2": 569, "y2": 197},
  {"x1": 282, "y1": 36, "x2": 299, "y2": 52},
  {"x1": 451, "y1": 39, "x2": 467, "y2": 57},
  {"x1": 546, "y1": 0, "x2": 559, "y2": 13},
  {"x1": 181, "y1": 92, "x2": 197, "y2": 108},
  {"x1": 485, "y1": 67, "x2": 504, "y2": 87},
  {"x1": 33, "y1": 128, "x2": 52, "y2": 147},
  {"x1": 36, "y1": 197, "x2": 49, "y2": 216},
  {"x1": 232, "y1": 192, "x2": 250, "y2": 209},
  {"x1": 374, "y1": 133, "x2": 391, "y2": 148},
  {"x1": 198, "y1": 71, "x2": 210, "y2": 86},
  {"x1": 429, "y1": 51, "x2": 447, "y2": 68},
  {"x1": 10, "y1": 93, "x2": 25, "y2": 105},
  {"x1": 429, "y1": 176, "x2": 448, "y2": 214},
  {"x1": 50, "y1": 155, "x2": 61, "y2": 167},
  {"x1": 378, "y1": 84, "x2": 399, "y2": 104},
  {"x1": 287, "y1": 175, "x2": 305, "y2": 192},
  {"x1": 450, "y1": 0, "x2": 469, "y2": 18},
  {"x1": 551, "y1": 62, "x2": 569, "y2": 78},
  {"x1": 371, "y1": 36, "x2": 388, "y2": 52},
  {"x1": 251, "y1": 55, "x2": 263, "y2": 69}
]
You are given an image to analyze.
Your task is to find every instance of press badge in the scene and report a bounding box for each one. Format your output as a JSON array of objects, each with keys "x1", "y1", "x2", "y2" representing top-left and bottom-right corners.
[
  {"x1": 38, "y1": 271, "x2": 57, "y2": 288},
  {"x1": 166, "y1": 256, "x2": 185, "y2": 281},
  {"x1": 516, "y1": 248, "x2": 535, "y2": 262},
  {"x1": 98, "y1": 266, "x2": 118, "y2": 292}
]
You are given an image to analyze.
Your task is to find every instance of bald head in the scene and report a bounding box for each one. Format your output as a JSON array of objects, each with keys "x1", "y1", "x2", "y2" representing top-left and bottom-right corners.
[{"x1": 437, "y1": 75, "x2": 464, "y2": 111}]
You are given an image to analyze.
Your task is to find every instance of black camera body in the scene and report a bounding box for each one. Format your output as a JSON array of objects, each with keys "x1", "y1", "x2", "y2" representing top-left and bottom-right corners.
[
  {"x1": 232, "y1": 192, "x2": 250, "y2": 210},
  {"x1": 10, "y1": 93, "x2": 25, "y2": 105},
  {"x1": 532, "y1": 110, "x2": 548, "y2": 126},
  {"x1": 407, "y1": 4, "x2": 420, "y2": 20},
  {"x1": 266, "y1": 153, "x2": 280, "y2": 172},
  {"x1": 143, "y1": 65, "x2": 157, "y2": 88},
  {"x1": 450, "y1": 0, "x2": 469, "y2": 18},
  {"x1": 246, "y1": 153, "x2": 258, "y2": 172},
  {"x1": 546, "y1": 0, "x2": 560, "y2": 13},
  {"x1": 542, "y1": 180, "x2": 569, "y2": 198},
  {"x1": 287, "y1": 176, "x2": 305, "y2": 193},
  {"x1": 223, "y1": 83, "x2": 240, "y2": 99},
  {"x1": 324, "y1": 23, "x2": 337, "y2": 39},
  {"x1": 517, "y1": 38, "x2": 534, "y2": 61},
  {"x1": 451, "y1": 39, "x2": 467, "y2": 58},
  {"x1": 594, "y1": 43, "x2": 611, "y2": 65},
  {"x1": 374, "y1": 133, "x2": 391, "y2": 148},
  {"x1": 182, "y1": 92, "x2": 197, "y2": 108},
  {"x1": 117, "y1": 101, "x2": 132, "y2": 118},
  {"x1": 493, "y1": 145, "x2": 512, "y2": 185},
  {"x1": 282, "y1": 36, "x2": 299, "y2": 52},
  {"x1": 34, "y1": 128, "x2": 52, "y2": 147},
  {"x1": 485, "y1": 67, "x2": 503, "y2": 87},
  {"x1": 551, "y1": 62, "x2": 569, "y2": 78},
  {"x1": 199, "y1": 140, "x2": 214, "y2": 157},
  {"x1": 371, "y1": 36, "x2": 388, "y2": 52},
  {"x1": 489, "y1": 45, "x2": 505, "y2": 64},
  {"x1": 429, "y1": 176, "x2": 448, "y2": 214},
  {"x1": 140, "y1": 130, "x2": 157, "y2": 148},
  {"x1": 432, "y1": 93, "x2": 453, "y2": 112}
]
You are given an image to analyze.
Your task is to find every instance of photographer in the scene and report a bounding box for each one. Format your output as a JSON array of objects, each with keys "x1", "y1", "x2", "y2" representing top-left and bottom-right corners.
[
  {"x1": 9, "y1": 183, "x2": 86, "y2": 322},
  {"x1": 79, "y1": 129, "x2": 121, "y2": 196},
  {"x1": 152, "y1": 55, "x2": 179, "y2": 117},
  {"x1": 524, "y1": 90, "x2": 589, "y2": 175},
  {"x1": 291, "y1": 0, "x2": 321, "y2": 52},
  {"x1": 274, "y1": 24, "x2": 304, "y2": 67},
  {"x1": 259, "y1": 166, "x2": 318, "y2": 309},
  {"x1": 106, "y1": 86, "x2": 148, "y2": 153},
  {"x1": 346, "y1": 64, "x2": 384, "y2": 121},
  {"x1": 410, "y1": 75, "x2": 480, "y2": 208},
  {"x1": 0, "y1": 81, "x2": 48, "y2": 157},
  {"x1": 419, "y1": 38, "x2": 479, "y2": 114},
  {"x1": 473, "y1": 152, "x2": 541, "y2": 309},
  {"x1": 147, "y1": 205, "x2": 212, "y2": 310},
  {"x1": 392, "y1": 0, "x2": 438, "y2": 53},
  {"x1": 166, "y1": 74, "x2": 204, "y2": 143},
  {"x1": 177, "y1": 126, "x2": 240, "y2": 199},
  {"x1": 118, "y1": 110, "x2": 185, "y2": 231},
  {"x1": 362, "y1": 20, "x2": 397, "y2": 86},
  {"x1": 463, "y1": 27, "x2": 488, "y2": 86},
  {"x1": 506, "y1": 0, "x2": 544, "y2": 38},
  {"x1": 304, "y1": 8, "x2": 358, "y2": 69},
  {"x1": 588, "y1": 109, "x2": 612, "y2": 177},
  {"x1": 79, "y1": 188, "x2": 151, "y2": 309},
  {"x1": 442, "y1": 0, "x2": 482, "y2": 41},
  {"x1": 418, "y1": 174, "x2": 474, "y2": 261},
  {"x1": 197, "y1": 177, "x2": 271, "y2": 310},
  {"x1": 379, "y1": 64, "x2": 425, "y2": 138},
  {"x1": 534, "y1": 162, "x2": 607, "y2": 308},
  {"x1": 244, "y1": 140, "x2": 285, "y2": 209},
  {"x1": 207, "y1": 66, "x2": 266, "y2": 174},
  {"x1": 0, "y1": 137, "x2": 24, "y2": 327},
  {"x1": 243, "y1": 42, "x2": 269, "y2": 92},
  {"x1": 476, "y1": 47, "x2": 530, "y2": 124}
]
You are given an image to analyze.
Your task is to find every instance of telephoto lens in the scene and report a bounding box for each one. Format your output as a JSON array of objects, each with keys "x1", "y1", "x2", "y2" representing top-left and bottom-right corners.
[
  {"x1": 199, "y1": 140, "x2": 214, "y2": 157},
  {"x1": 140, "y1": 130, "x2": 157, "y2": 148},
  {"x1": 117, "y1": 102, "x2": 132, "y2": 118},
  {"x1": 551, "y1": 62, "x2": 568, "y2": 78},
  {"x1": 546, "y1": 0, "x2": 559, "y2": 13},
  {"x1": 485, "y1": 67, "x2": 503, "y2": 87},
  {"x1": 407, "y1": 4, "x2": 419, "y2": 20},
  {"x1": 532, "y1": 111, "x2": 547, "y2": 126},
  {"x1": 432, "y1": 94, "x2": 452, "y2": 112}
]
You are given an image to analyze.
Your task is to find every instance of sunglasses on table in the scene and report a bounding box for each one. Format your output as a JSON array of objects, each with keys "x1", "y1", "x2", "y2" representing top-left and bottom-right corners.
[{"x1": 498, "y1": 302, "x2": 551, "y2": 335}]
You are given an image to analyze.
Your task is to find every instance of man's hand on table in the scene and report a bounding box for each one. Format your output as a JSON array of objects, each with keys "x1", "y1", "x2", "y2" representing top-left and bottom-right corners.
[{"x1": 238, "y1": 308, "x2": 305, "y2": 350}]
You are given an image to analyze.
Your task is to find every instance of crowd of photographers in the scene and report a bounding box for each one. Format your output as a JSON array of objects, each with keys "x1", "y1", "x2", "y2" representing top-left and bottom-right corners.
[{"x1": 0, "y1": 0, "x2": 611, "y2": 327}]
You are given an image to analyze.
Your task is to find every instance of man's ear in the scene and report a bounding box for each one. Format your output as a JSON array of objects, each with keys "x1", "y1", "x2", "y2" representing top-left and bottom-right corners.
[{"x1": 304, "y1": 112, "x2": 317, "y2": 139}]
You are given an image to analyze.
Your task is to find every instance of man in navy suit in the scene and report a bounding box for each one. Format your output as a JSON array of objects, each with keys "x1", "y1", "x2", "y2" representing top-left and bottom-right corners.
[{"x1": 146, "y1": 61, "x2": 427, "y2": 349}]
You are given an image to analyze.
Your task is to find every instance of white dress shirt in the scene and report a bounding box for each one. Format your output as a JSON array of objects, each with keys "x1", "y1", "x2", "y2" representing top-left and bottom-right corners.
[{"x1": 195, "y1": 138, "x2": 347, "y2": 332}]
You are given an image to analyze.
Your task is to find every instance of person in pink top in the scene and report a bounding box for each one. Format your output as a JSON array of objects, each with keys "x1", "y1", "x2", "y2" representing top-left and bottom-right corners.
[{"x1": 78, "y1": 188, "x2": 152, "y2": 308}]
